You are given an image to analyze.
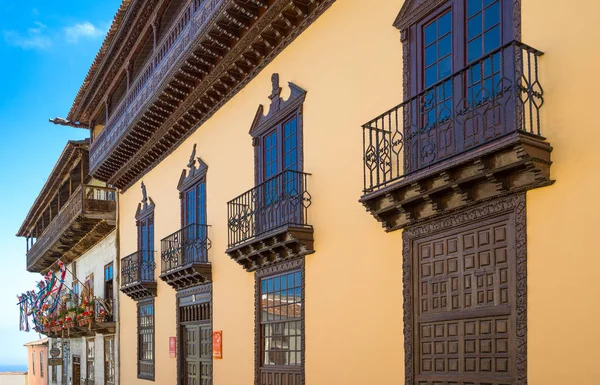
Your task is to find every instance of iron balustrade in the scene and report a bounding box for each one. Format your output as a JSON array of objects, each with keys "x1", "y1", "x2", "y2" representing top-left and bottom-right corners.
[
  {"x1": 121, "y1": 251, "x2": 156, "y2": 287},
  {"x1": 160, "y1": 223, "x2": 211, "y2": 273},
  {"x1": 362, "y1": 41, "x2": 544, "y2": 193},
  {"x1": 227, "y1": 170, "x2": 312, "y2": 248}
]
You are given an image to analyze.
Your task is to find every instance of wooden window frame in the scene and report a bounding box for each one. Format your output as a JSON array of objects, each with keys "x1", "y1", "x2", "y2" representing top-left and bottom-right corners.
[
  {"x1": 254, "y1": 258, "x2": 305, "y2": 385},
  {"x1": 104, "y1": 263, "x2": 114, "y2": 314},
  {"x1": 137, "y1": 299, "x2": 155, "y2": 381},
  {"x1": 86, "y1": 338, "x2": 95, "y2": 385},
  {"x1": 104, "y1": 336, "x2": 115, "y2": 385},
  {"x1": 397, "y1": 0, "x2": 520, "y2": 100},
  {"x1": 249, "y1": 74, "x2": 306, "y2": 187}
]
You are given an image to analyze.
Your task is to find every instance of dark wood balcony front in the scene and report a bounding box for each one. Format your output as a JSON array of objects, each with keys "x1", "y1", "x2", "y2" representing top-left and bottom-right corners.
[
  {"x1": 26, "y1": 185, "x2": 116, "y2": 273},
  {"x1": 361, "y1": 42, "x2": 553, "y2": 231},
  {"x1": 226, "y1": 171, "x2": 314, "y2": 272},
  {"x1": 160, "y1": 224, "x2": 212, "y2": 290},
  {"x1": 120, "y1": 251, "x2": 157, "y2": 300},
  {"x1": 86, "y1": 0, "x2": 335, "y2": 190}
]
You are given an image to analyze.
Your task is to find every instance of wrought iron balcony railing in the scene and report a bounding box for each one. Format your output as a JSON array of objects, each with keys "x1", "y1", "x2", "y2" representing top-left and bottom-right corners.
[
  {"x1": 227, "y1": 170, "x2": 312, "y2": 248},
  {"x1": 160, "y1": 223, "x2": 211, "y2": 273},
  {"x1": 362, "y1": 41, "x2": 544, "y2": 193},
  {"x1": 121, "y1": 251, "x2": 156, "y2": 287}
]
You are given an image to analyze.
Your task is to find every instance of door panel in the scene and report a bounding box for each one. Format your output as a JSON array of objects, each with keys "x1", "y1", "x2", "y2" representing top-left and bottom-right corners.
[
  {"x1": 183, "y1": 320, "x2": 212, "y2": 385},
  {"x1": 413, "y1": 215, "x2": 515, "y2": 384},
  {"x1": 72, "y1": 356, "x2": 80, "y2": 385}
]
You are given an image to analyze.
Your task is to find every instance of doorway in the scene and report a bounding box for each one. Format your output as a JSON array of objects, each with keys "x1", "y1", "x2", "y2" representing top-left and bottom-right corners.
[{"x1": 72, "y1": 355, "x2": 81, "y2": 385}]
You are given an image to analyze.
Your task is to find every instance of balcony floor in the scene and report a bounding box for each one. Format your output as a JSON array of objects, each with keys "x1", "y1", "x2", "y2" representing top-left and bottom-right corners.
[{"x1": 361, "y1": 131, "x2": 553, "y2": 231}]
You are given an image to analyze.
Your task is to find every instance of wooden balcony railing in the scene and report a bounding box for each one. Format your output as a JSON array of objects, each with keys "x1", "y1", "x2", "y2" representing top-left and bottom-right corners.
[
  {"x1": 26, "y1": 185, "x2": 116, "y2": 271},
  {"x1": 90, "y1": 0, "x2": 224, "y2": 172},
  {"x1": 362, "y1": 41, "x2": 544, "y2": 193}
]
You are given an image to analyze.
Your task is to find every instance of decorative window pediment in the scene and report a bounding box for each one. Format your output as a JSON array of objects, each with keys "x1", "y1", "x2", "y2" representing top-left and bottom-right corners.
[
  {"x1": 135, "y1": 181, "x2": 155, "y2": 221},
  {"x1": 393, "y1": 0, "x2": 448, "y2": 31},
  {"x1": 177, "y1": 144, "x2": 208, "y2": 193},
  {"x1": 249, "y1": 73, "x2": 307, "y2": 139}
]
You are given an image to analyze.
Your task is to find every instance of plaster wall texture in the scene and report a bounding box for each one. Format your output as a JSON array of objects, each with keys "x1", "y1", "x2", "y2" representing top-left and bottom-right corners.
[
  {"x1": 61, "y1": 232, "x2": 117, "y2": 385},
  {"x1": 115, "y1": 0, "x2": 600, "y2": 384}
]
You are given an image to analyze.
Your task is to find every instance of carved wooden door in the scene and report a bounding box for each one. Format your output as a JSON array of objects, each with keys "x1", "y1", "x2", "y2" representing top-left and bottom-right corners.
[
  {"x1": 72, "y1": 356, "x2": 81, "y2": 385},
  {"x1": 412, "y1": 214, "x2": 516, "y2": 385},
  {"x1": 183, "y1": 324, "x2": 212, "y2": 385}
]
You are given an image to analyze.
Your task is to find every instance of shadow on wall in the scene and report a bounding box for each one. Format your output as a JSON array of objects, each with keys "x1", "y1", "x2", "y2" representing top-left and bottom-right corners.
[{"x1": 0, "y1": 373, "x2": 27, "y2": 385}]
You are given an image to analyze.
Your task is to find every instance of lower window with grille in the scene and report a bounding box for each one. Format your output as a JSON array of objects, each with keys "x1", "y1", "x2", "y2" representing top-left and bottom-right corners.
[
  {"x1": 138, "y1": 299, "x2": 155, "y2": 380},
  {"x1": 257, "y1": 263, "x2": 304, "y2": 385},
  {"x1": 104, "y1": 336, "x2": 115, "y2": 385}
]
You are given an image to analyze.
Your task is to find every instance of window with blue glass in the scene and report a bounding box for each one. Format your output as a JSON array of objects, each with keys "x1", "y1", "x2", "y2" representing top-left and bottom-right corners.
[
  {"x1": 183, "y1": 179, "x2": 207, "y2": 263},
  {"x1": 466, "y1": 0, "x2": 503, "y2": 105},
  {"x1": 138, "y1": 214, "x2": 154, "y2": 282},
  {"x1": 422, "y1": 10, "x2": 453, "y2": 128}
]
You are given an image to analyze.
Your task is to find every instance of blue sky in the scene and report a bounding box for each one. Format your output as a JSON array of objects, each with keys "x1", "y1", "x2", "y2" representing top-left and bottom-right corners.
[{"x1": 0, "y1": 0, "x2": 120, "y2": 366}]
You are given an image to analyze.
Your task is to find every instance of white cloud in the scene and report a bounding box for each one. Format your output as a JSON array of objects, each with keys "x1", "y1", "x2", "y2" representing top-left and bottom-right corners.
[
  {"x1": 3, "y1": 22, "x2": 51, "y2": 50},
  {"x1": 64, "y1": 21, "x2": 104, "y2": 44}
]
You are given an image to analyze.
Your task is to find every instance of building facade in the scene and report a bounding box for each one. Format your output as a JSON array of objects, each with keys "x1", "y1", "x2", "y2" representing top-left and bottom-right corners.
[
  {"x1": 61, "y1": 0, "x2": 600, "y2": 384},
  {"x1": 24, "y1": 339, "x2": 48, "y2": 385},
  {"x1": 17, "y1": 141, "x2": 119, "y2": 385}
]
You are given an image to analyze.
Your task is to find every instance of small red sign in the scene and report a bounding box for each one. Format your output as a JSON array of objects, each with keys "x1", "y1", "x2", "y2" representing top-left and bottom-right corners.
[
  {"x1": 212, "y1": 331, "x2": 222, "y2": 359},
  {"x1": 169, "y1": 336, "x2": 177, "y2": 358}
]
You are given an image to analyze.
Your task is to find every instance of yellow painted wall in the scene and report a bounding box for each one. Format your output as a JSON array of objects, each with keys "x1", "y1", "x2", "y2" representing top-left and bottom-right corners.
[
  {"x1": 118, "y1": 1, "x2": 404, "y2": 384},
  {"x1": 523, "y1": 1, "x2": 600, "y2": 384},
  {"x1": 116, "y1": 0, "x2": 600, "y2": 384}
]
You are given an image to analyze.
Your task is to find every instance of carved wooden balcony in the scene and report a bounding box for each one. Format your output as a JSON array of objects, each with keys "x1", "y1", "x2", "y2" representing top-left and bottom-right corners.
[
  {"x1": 226, "y1": 171, "x2": 314, "y2": 272},
  {"x1": 120, "y1": 251, "x2": 157, "y2": 300},
  {"x1": 26, "y1": 185, "x2": 116, "y2": 273},
  {"x1": 159, "y1": 224, "x2": 212, "y2": 290},
  {"x1": 361, "y1": 42, "x2": 553, "y2": 231},
  {"x1": 86, "y1": 0, "x2": 335, "y2": 189}
]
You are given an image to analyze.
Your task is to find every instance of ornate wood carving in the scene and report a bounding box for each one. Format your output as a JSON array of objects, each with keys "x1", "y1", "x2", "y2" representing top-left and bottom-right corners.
[
  {"x1": 402, "y1": 194, "x2": 527, "y2": 385},
  {"x1": 250, "y1": 73, "x2": 306, "y2": 186},
  {"x1": 159, "y1": 264, "x2": 212, "y2": 291},
  {"x1": 87, "y1": 0, "x2": 335, "y2": 190},
  {"x1": 393, "y1": 0, "x2": 447, "y2": 31},
  {"x1": 121, "y1": 281, "x2": 157, "y2": 301},
  {"x1": 227, "y1": 226, "x2": 314, "y2": 272},
  {"x1": 176, "y1": 283, "x2": 213, "y2": 385},
  {"x1": 26, "y1": 185, "x2": 117, "y2": 273},
  {"x1": 177, "y1": 144, "x2": 208, "y2": 192},
  {"x1": 249, "y1": 73, "x2": 307, "y2": 138},
  {"x1": 135, "y1": 181, "x2": 155, "y2": 221},
  {"x1": 254, "y1": 257, "x2": 305, "y2": 385},
  {"x1": 361, "y1": 131, "x2": 553, "y2": 231},
  {"x1": 394, "y1": 0, "x2": 521, "y2": 39}
]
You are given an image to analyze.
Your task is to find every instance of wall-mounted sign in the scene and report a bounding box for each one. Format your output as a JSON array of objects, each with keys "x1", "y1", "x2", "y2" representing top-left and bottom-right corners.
[
  {"x1": 169, "y1": 336, "x2": 176, "y2": 358},
  {"x1": 49, "y1": 348, "x2": 61, "y2": 358},
  {"x1": 212, "y1": 331, "x2": 222, "y2": 359},
  {"x1": 48, "y1": 358, "x2": 62, "y2": 366}
]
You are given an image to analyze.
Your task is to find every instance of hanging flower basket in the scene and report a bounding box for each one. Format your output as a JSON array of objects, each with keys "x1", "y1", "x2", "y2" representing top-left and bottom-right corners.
[{"x1": 96, "y1": 308, "x2": 109, "y2": 324}]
